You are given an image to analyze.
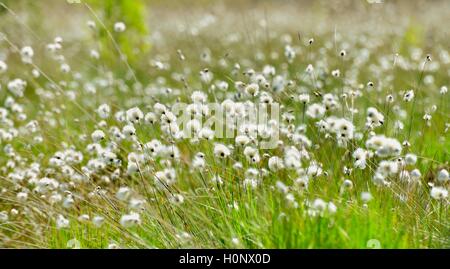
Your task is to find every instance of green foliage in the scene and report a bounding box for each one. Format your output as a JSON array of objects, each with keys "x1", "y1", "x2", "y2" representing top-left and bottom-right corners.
[
  {"x1": 400, "y1": 23, "x2": 424, "y2": 55},
  {"x1": 87, "y1": 0, "x2": 150, "y2": 68}
]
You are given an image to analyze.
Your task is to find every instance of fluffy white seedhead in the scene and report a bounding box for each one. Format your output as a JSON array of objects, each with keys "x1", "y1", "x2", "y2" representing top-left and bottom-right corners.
[{"x1": 114, "y1": 22, "x2": 126, "y2": 32}]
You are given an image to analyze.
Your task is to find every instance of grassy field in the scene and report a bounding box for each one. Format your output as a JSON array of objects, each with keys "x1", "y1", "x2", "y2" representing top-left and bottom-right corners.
[{"x1": 0, "y1": 0, "x2": 448, "y2": 249}]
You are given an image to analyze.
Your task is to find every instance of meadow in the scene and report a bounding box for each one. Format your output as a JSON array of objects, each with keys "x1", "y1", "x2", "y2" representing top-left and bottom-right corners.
[{"x1": 0, "y1": 0, "x2": 448, "y2": 248}]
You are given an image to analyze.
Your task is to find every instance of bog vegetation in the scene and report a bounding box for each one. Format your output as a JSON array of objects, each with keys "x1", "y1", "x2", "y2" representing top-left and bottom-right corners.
[{"x1": 0, "y1": 0, "x2": 448, "y2": 248}]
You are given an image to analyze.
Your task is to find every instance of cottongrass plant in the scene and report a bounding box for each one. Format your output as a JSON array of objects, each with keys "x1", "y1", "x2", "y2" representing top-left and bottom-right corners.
[{"x1": 0, "y1": 1, "x2": 448, "y2": 249}]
